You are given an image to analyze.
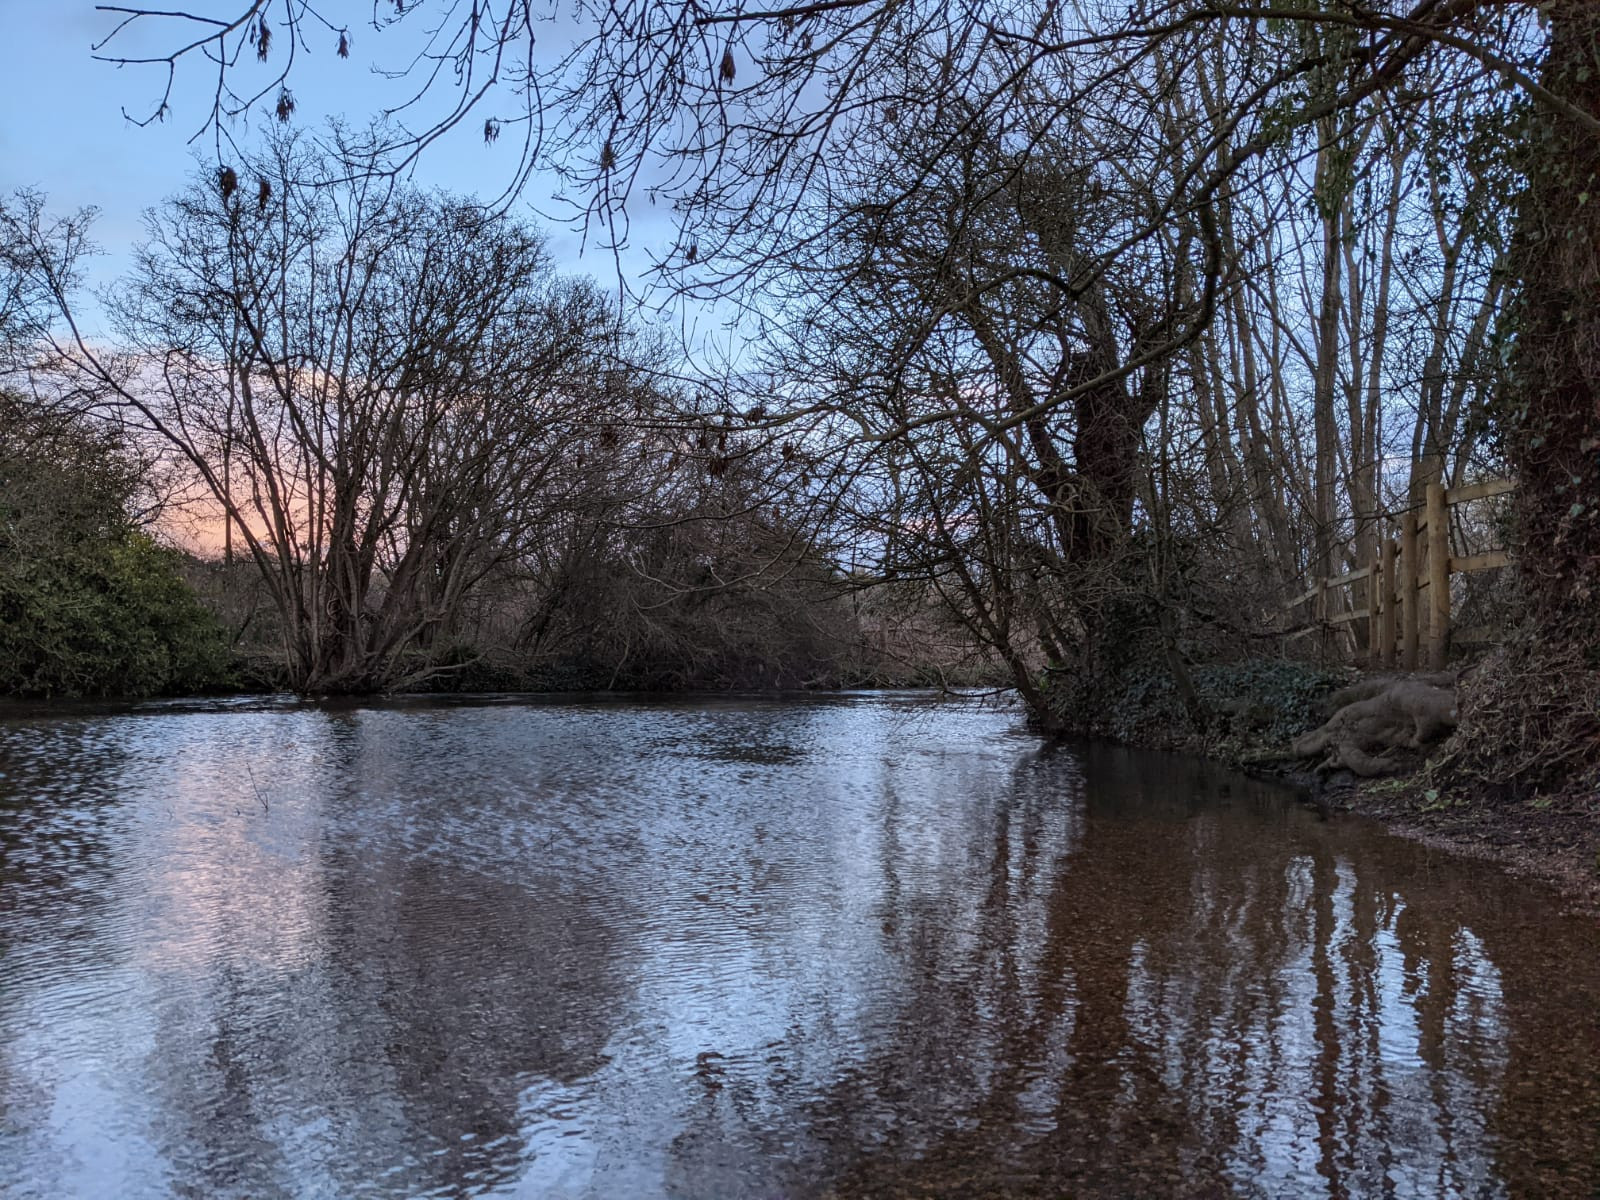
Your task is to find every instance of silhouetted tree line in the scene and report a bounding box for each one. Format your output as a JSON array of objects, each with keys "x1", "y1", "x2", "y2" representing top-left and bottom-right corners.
[
  {"x1": 0, "y1": 153, "x2": 986, "y2": 698},
  {"x1": 12, "y1": 2, "x2": 1600, "y2": 795}
]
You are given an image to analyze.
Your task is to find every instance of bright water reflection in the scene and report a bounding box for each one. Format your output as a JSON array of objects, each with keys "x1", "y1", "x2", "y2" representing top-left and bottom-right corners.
[{"x1": 0, "y1": 693, "x2": 1596, "y2": 1198}]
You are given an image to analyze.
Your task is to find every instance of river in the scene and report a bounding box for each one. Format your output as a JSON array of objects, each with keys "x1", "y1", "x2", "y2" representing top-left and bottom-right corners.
[{"x1": 1, "y1": 692, "x2": 1596, "y2": 1198}]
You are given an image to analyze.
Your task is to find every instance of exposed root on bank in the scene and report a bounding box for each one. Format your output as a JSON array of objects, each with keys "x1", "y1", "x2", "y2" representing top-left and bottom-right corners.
[{"x1": 1289, "y1": 673, "x2": 1459, "y2": 778}]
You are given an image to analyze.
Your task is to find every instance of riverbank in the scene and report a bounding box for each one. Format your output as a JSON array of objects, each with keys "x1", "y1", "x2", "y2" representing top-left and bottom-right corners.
[
  {"x1": 1123, "y1": 667, "x2": 1600, "y2": 917},
  {"x1": 1234, "y1": 756, "x2": 1600, "y2": 916},
  {"x1": 1329, "y1": 775, "x2": 1600, "y2": 916}
]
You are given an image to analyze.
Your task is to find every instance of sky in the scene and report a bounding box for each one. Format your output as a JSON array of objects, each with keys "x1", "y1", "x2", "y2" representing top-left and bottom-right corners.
[
  {"x1": 0, "y1": 0, "x2": 734, "y2": 554},
  {"x1": 0, "y1": 1, "x2": 688, "y2": 338}
]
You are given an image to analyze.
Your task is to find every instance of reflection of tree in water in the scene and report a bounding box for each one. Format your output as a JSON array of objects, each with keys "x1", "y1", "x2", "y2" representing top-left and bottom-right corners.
[
  {"x1": 8, "y1": 702, "x2": 1600, "y2": 1198},
  {"x1": 649, "y1": 742, "x2": 1088, "y2": 1198},
  {"x1": 325, "y1": 848, "x2": 626, "y2": 1195},
  {"x1": 125, "y1": 709, "x2": 631, "y2": 1200},
  {"x1": 787, "y1": 745, "x2": 1600, "y2": 1198},
  {"x1": 136, "y1": 850, "x2": 628, "y2": 1199}
]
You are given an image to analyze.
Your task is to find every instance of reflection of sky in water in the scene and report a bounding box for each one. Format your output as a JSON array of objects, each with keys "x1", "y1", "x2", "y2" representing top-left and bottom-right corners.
[{"x1": 0, "y1": 695, "x2": 1596, "y2": 1198}]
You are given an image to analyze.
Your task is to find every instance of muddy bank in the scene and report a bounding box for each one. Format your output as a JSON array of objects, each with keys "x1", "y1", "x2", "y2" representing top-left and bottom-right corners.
[
  {"x1": 1333, "y1": 778, "x2": 1600, "y2": 916},
  {"x1": 1233, "y1": 733, "x2": 1600, "y2": 918},
  {"x1": 1054, "y1": 658, "x2": 1600, "y2": 918},
  {"x1": 1232, "y1": 754, "x2": 1600, "y2": 916}
]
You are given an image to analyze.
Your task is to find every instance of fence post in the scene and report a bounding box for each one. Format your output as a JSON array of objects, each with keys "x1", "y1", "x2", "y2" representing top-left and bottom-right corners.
[
  {"x1": 1401, "y1": 510, "x2": 1419, "y2": 670},
  {"x1": 1316, "y1": 574, "x2": 1330, "y2": 661},
  {"x1": 1379, "y1": 532, "x2": 1397, "y2": 668},
  {"x1": 1369, "y1": 553, "x2": 1382, "y2": 668},
  {"x1": 1427, "y1": 481, "x2": 1450, "y2": 669}
]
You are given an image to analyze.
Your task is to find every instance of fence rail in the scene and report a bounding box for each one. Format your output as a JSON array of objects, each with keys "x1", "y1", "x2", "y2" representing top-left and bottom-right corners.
[{"x1": 1284, "y1": 476, "x2": 1515, "y2": 669}]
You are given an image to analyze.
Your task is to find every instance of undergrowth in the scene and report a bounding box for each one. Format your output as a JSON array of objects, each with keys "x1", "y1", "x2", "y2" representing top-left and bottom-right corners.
[
  {"x1": 1043, "y1": 655, "x2": 1349, "y2": 761},
  {"x1": 1428, "y1": 632, "x2": 1600, "y2": 802}
]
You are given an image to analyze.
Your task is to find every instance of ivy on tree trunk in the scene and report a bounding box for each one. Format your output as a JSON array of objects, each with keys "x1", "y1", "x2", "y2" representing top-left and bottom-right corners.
[{"x1": 1506, "y1": 2, "x2": 1600, "y2": 636}]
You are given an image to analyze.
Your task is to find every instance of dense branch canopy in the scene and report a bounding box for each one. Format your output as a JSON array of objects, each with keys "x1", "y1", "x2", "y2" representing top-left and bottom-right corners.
[{"x1": 90, "y1": 1, "x2": 1562, "y2": 280}]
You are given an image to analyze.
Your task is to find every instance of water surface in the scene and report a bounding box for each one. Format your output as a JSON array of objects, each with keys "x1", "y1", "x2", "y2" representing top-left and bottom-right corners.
[{"x1": 1, "y1": 693, "x2": 1597, "y2": 1198}]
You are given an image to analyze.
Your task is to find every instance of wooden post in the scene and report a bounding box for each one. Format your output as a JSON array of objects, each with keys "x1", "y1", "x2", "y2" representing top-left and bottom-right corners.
[
  {"x1": 1379, "y1": 533, "x2": 1397, "y2": 669},
  {"x1": 1400, "y1": 510, "x2": 1419, "y2": 670},
  {"x1": 1366, "y1": 550, "x2": 1381, "y2": 666},
  {"x1": 1316, "y1": 575, "x2": 1330, "y2": 661},
  {"x1": 1417, "y1": 524, "x2": 1431, "y2": 643},
  {"x1": 1427, "y1": 481, "x2": 1450, "y2": 669}
]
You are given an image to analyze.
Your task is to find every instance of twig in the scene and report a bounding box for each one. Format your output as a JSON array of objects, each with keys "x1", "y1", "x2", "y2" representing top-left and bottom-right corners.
[{"x1": 246, "y1": 763, "x2": 269, "y2": 813}]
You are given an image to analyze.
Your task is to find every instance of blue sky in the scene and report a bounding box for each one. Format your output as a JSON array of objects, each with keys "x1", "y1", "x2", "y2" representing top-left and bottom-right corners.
[{"x1": 0, "y1": 2, "x2": 682, "y2": 336}]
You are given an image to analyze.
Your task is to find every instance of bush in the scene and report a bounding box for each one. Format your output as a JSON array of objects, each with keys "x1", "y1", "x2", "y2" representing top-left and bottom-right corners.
[
  {"x1": 1042, "y1": 644, "x2": 1345, "y2": 754},
  {"x1": 0, "y1": 527, "x2": 233, "y2": 700},
  {"x1": 1193, "y1": 659, "x2": 1350, "y2": 746},
  {"x1": 0, "y1": 397, "x2": 233, "y2": 699}
]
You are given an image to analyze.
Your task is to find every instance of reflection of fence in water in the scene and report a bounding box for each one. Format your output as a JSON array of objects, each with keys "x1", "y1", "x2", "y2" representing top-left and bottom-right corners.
[{"x1": 1285, "y1": 476, "x2": 1516, "y2": 669}]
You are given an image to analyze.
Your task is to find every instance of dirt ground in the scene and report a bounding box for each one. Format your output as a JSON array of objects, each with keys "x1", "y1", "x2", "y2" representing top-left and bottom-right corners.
[
  {"x1": 1330, "y1": 775, "x2": 1600, "y2": 917},
  {"x1": 1223, "y1": 661, "x2": 1600, "y2": 920}
]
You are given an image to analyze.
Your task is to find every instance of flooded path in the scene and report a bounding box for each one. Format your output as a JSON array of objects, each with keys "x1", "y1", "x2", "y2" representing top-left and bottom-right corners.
[{"x1": 1, "y1": 693, "x2": 1597, "y2": 1197}]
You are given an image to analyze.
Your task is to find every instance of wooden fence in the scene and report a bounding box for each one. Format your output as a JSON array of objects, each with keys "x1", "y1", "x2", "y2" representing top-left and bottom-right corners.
[{"x1": 1284, "y1": 476, "x2": 1516, "y2": 669}]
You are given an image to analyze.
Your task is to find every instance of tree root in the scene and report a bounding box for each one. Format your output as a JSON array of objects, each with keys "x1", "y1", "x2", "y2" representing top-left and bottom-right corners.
[{"x1": 1290, "y1": 673, "x2": 1458, "y2": 776}]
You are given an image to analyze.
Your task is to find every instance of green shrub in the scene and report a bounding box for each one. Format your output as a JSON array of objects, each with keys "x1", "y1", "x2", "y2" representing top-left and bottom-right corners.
[
  {"x1": 1192, "y1": 659, "x2": 1348, "y2": 745},
  {"x1": 0, "y1": 396, "x2": 233, "y2": 699},
  {"x1": 0, "y1": 529, "x2": 233, "y2": 698},
  {"x1": 1042, "y1": 645, "x2": 1344, "y2": 753}
]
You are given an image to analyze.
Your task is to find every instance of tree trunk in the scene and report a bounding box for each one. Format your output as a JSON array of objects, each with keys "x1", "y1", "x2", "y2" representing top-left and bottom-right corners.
[
  {"x1": 1442, "y1": 3, "x2": 1600, "y2": 796},
  {"x1": 1506, "y1": 3, "x2": 1600, "y2": 635},
  {"x1": 1312, "y1": 129, "x2": 1346, "y2": 592}
]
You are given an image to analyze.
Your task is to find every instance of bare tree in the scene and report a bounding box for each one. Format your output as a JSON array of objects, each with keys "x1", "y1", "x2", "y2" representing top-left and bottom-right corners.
[
  {"x1": 28, "y1": 139, "x2": 634, "y2": 691},
  {"x1": 1, "y1": 192, "x2": 95, "y2": 388},
  {"x1": 71, "y1": 1, "x2": 1600, "y2": 771}
]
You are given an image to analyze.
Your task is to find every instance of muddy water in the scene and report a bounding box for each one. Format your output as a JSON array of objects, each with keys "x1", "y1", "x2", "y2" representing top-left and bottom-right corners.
[{"x1": 0, "y1": 694, "x2": 1596, "y2": 1199}]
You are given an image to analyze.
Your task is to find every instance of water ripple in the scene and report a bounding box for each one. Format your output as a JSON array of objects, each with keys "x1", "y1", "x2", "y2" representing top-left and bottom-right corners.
[{"x1": 0, "y1": 696, "x2": 1596, "y2": 1197}]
